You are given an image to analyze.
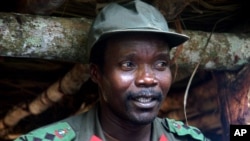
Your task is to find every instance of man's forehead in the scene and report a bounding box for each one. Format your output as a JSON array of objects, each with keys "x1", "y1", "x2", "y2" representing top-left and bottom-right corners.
[{"x1": 105, "y1": 36, "x2": 170, "y2": 58}]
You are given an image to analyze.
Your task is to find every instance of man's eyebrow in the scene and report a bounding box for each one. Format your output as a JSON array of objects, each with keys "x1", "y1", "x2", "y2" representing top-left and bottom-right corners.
[
  {"x1": 119, "y1": 53, "x2": 136, "y2": 60},
  {"x1": 156, "y1": 52, "x2": 170, "y2": 59}
]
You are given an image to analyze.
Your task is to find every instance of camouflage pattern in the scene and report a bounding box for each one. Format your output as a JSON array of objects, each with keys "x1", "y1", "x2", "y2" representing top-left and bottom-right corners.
[{"x1": 14, "y1": 105, "x2": 210, "y2": 141}]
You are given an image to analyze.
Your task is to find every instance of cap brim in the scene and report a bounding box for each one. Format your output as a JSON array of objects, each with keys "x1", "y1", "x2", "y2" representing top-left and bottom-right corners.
[{"x1": 98, "y1": 29, "x2": 189, "y2": 48}]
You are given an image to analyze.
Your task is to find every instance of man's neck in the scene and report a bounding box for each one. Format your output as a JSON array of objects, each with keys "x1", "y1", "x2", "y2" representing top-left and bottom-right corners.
[{"x1": 99, "y1": 107, "x2": 152, "y2": 141}]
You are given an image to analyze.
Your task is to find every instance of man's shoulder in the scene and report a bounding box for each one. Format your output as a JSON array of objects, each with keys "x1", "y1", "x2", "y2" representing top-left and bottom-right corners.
[
  {"x1": 14, "y1": 121, "x2": 76, "y2": 141},
  {"x1": 14, "y1": 107, "x2": 97, "y2": 141},
  {"x1": 158, "y1": 118, "x2": 210, "y2": 141}
]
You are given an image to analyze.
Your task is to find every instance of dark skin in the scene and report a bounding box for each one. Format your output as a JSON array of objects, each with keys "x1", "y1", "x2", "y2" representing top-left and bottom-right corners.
[{"x1": 90, "y1": 33, "x2": 172, "y2": 141}]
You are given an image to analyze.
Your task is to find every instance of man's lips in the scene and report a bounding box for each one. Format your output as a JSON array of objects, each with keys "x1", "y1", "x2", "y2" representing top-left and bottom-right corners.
[
  {"x1": 127, "y1": 89, "x2": 162, "y2": 108},
  {"x1": 132, "y1": 95, "x2": 159, "y2": 103},
  {"x1": 130, "y1": 95, "x2": 160, "y2": 109},
  {"x1": 134, "y1": 97, "x2": 154, "y2": 103}
]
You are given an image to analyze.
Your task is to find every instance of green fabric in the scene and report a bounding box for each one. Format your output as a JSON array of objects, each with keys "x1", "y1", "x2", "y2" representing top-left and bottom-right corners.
[
  {"x1": 87, "y1": 0, "x2": 189, "y2": 49},
  {"x1": 14, "y1": 122, "x2": 76, "y2": 141},
  {"x1": 14, "y1": 105, "x2": 210, "y2": 141},
  {"x1": 165, "y1": 118, "x2": 207, "y2": 141},
  {"x1": 62, "y1": 105, "x2": 106, "y2": 141}
]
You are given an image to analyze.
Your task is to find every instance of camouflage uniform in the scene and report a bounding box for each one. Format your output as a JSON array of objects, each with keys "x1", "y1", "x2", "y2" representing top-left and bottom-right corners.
[{"x1": 15, "y1": 105, "x2": 210, "y2": 141}]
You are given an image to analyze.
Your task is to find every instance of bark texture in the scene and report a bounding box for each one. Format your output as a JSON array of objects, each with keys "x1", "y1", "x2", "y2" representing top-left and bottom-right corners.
[
  {"x1": 0, "y1": 63, "x2": 90, "y2": 138},
  {"x1": 216, "y1": 64, "x2": 250, "y2": 140},
  {"x1": 173, "y1": 30, "x2": 250, "y2": 71},
  {"x1": 0, "y1": 12, "x2": 91, "y2": 63},
  {"x1": 0, "y1": 12, "x2": 249, "y2": 71},
  {"x1": 159, "y1": 73, "x2": 222, "y2": 134}
]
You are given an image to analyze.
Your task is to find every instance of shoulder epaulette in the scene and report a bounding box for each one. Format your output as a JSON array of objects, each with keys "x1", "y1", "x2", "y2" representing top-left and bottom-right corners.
[
  {"x1": 14, "y1": 122, "x2": 76, "y2": 141},
  {"x1": 164, "y1": 118, "x2": 209, "y2": 141}
]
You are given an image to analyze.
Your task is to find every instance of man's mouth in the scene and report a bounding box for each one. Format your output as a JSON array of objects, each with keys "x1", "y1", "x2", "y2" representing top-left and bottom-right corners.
[
  {"x1": 131, "y1": 96, "x2": 159, "y2": 109},
  {"x1": 134, "y1": 97, "x2": 154, "y2": 103},
  {"x1": 127, "y1": 90, "x2": 162, "y2": 109}
]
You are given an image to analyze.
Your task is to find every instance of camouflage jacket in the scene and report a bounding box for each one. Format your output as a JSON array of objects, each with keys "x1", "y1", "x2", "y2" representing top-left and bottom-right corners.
[{"x1": 15, "y1": 105, "x2": 210, "y2": 141}]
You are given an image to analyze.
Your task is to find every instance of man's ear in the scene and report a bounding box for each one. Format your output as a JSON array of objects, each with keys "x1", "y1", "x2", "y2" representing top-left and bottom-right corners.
[{"x1": 90, "y1": 63, "x2": 101, "y2": 84}]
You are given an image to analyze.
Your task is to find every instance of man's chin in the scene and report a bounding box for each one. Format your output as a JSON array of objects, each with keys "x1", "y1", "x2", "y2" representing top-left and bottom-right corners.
[{"x1": 129, "y1": 114, "x2": 156, "y2": 125}]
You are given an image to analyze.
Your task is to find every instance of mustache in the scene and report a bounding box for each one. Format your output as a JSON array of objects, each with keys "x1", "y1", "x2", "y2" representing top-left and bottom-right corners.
[{"x1": 127, "y1": 89, "x2": 163, "y2": 101}]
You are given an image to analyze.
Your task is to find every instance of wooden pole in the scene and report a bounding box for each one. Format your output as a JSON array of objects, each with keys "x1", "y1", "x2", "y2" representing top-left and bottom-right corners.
[
  {"x1": 0, "y1": 12, "x2": 92, "y2": 63},
  {"x1": 0, "y1": 12, "x2": 250, "y2": 70},
  {"x1": 216, "y1": 64, "x2": 250, "y2": 141},
  {"x1": 0, "y1": 63, "x2": 89, "y2": 138}
]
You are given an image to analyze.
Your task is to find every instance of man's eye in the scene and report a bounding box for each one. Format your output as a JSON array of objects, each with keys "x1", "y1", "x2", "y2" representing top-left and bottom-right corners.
[
  {"x1": 155, "y1": 61, "x2": 168, "y2": 70},
  {"x1": 120, "y1": 61, "x2": 135, "y2": 70}
]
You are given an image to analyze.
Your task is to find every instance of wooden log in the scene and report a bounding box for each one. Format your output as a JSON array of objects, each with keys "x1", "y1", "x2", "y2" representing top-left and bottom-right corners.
[
  {"x1": 0, "y1": 12, "x2": 92, "y2": 63},
  {"x1": 159, "y1": 73, "x2": 222, "y2": 134},
  {"x1": 160, "y1": 74, "x2": 219, "y2": 115},
  {"x1": 0, "y1": 63, "x2": 89, "y2": 138},
  {"x1": 216, "y1": 64, "x2": 250, "y2": 140},
  {"x1": 0, "y1": 12, "x2": 249, "y2": 71},
  {"x1": 29, "y1": 63, "x2": 89, "y2": 114},
  {"x1": 172, "y1": 30, "x2": 250, "y2": 71}
]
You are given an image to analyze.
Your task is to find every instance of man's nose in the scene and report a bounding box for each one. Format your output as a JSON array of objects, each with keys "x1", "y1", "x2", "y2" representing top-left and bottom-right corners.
[{"x1": 135, "y1": 65, "x2": 158, "y2": 87}]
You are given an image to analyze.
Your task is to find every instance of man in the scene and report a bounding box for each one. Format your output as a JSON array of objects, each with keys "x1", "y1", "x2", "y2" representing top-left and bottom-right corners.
[{"x1": 15, "y1": 0, "x2": 210, "y2": 141}]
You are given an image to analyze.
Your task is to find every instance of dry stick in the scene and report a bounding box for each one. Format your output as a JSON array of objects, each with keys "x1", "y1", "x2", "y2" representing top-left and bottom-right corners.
[
  {"x1": 0, "y1": 63, "x2": 89, "y2": 138},
  {"x1": 183, "y1": 15, "x2": 234, "y2": 125},
  {"x1": 17, "y1": 0, "x2": 66, "y2": 15},
  {"x1": 171, "y1": 17, "x2": 185, "y2": 82},
  {"x1": 198, "y1": 0, "x2": 240, "y2": 11}
]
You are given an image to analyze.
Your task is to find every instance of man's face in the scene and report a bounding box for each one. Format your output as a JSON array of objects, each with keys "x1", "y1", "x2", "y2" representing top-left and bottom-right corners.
[{"x1": 91, "y1": 33, "x2": 172, "y2": 125}]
